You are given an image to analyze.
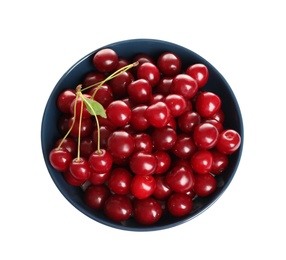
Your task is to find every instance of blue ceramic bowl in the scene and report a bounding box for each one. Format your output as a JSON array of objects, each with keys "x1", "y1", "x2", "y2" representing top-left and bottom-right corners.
[{"x1": 41, "y1": 39, "x2": 243, "y2": 231}]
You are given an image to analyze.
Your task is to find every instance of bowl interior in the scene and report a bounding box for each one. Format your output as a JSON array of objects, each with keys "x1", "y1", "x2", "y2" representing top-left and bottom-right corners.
[{"x1": 41, "y1": 39, "x2": 243, "y2": 231}]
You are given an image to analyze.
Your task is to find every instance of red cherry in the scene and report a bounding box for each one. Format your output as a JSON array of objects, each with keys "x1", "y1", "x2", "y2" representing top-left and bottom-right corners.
[
  {"x1": 103, "y1": 194, "x2": 132, "y2": 222},
  {"x1": 70, "y1": 94, "x2": 92, "y2": 119},
  {"x1": 49, "y1": 147, "x2": 72, "y2": 172},
  {"x1": 88, "y1": 149, "x2": 113, "y2": 173},
  {"x1": 171, "y1": 74, "x2": 198, "y2": 99},
  {"x1": 190, "y1": 150, "x2": 213, "y2": 174},
  {"x1": 88, "y1": 169, "x2": 111, "y2": 185},
  {"x1": 165, "y1": 165, "x2": 195, "y2": 193},
  {"x1": 153, "y1": 175, "x2": 172, "y2": 200},
  {"x1": 193, "y1": 173, "x2": 217, "y2": 197},
  {"x1": 171, "y1": 134, "x2": 197, "y2": 159},
  {"x1": 109, "y1": 71, "x2": 134, "y2": 98},
  {"x1": 130, "y1": 175, "x2": 156, "y2": 199},
  {"x1": 152, "y1": 126, "x2": 177, "y2": 151},
  {"x1": 107, "y1": 130, "x2": 135, "y2": 159},
  {"x1": 82, "y1": 71, "x2": 106, "y2": 88},
  {"x1": 167, "y1": 193, "x2": 193, "y2": 217},
  {"x1": 68, "y1": 116, "x2": 94, "y2": 138},
  {"x1": 193, "y1": 122, "x2": 219, "y2": 150},
  {"x1": 133, "y1": 132, "x2": 153, "y2": 153},
  {"x1": 129, "y1": 152, "x2": 157, "y2": 176},
  {"x1": 107, "y1": 168, "x2": 132, "y2": 195},
  {"x1": 128, "y1": 79, "x2": 152, "y2": 104},
  {"x1": 211, "y1": 149, "x2": 229, "y2": 174},
  {"x1": 84, "y1": 184, "x2": 110, "y2": 209},
  {"x1": 55, "y1": 137, "x2": 77, "y2": 158},
  {"x1": 106, "y1": 100, "x2": 131, "y2": 127},
  {"x1": 137, "y1": 62, "x2": 160, "y2": 87},
  {"x1": 133, "y1": 197, "x2": 162, "y2": 225},
  {"x1": 88, "y1": 84, "x2": 114, "y2": 108},
  {"x1": 195, "y1": 91, "x2": 222, "y2": 118},
  {"x1": 164, "y1": 94, "x2": 187, "y2": 117},
  {"x1": 185, "y1": 63, "x2": 209, "y2": 88},
  {"x1": 130, "y1": 105, "x2": 150, "y2": 131},
  {"x1": 216, "y1": 129, "x2": 241, "y2": 155},
  {"x1": 178, "y1": 111, "x2": 201, "y2": 134},
  {"x1": 92, "y1": 48, "x2": 118, "y2": 73},
  {"x1": 57, "y1": 89, "x2": 76, "y2": 114},
  {"x1": 157, "y1": 52, "x2": 182, "y2": 76},
  {"x1": 153, "y1": 151, "x2": 171, "y2": 174},
  {"x1": 145, "y1": 101, "x2": 171, "y2": 128},
  {"x1": 69, "y1": 157, "x2": 91, "y2": 181}
]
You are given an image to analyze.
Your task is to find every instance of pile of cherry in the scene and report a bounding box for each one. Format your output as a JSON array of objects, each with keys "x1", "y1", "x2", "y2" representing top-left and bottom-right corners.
[{"x1": 49, "y1": 48, "x2": 241, "y2": 225}]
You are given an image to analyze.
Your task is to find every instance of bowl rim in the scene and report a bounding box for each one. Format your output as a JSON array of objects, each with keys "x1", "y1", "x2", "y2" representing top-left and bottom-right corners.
[{"x1": 41, "y1": 38, "x2": 244, "y2": 231}]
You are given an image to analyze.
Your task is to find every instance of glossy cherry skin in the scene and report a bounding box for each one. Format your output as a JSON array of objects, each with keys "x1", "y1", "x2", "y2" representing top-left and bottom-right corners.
[
  {"x1": 193, "y1": 122, "x2": 219, "y2": 150},
  {"x1": 109, "y1": 71, "x2": 134, "y2": 98},
  {"x1": 129, "y1": 152, "x2": 157, "y2": 175},
  {"x1": 195, "y1": 91, "x2": 222, "y2": 118},
  {"x1": 88, "y1": 84, "x2": 114, "y2": 108},
  {"x1": 107, "y1": 130, "x2": 135, "y2": 159},
  {"x1": 88, "y1": 169, "x2": 111, "y2": 185},
  {"x1": 171, "y1": 134, "x2": 197, "y2": 159},
  {"x1": 106, "y1": 100, "x2": 131, "y2": 127},
  {"x1": 92, "y1": 48, "x2": 118, "y2": 73},
  {"x1": 156, "y1": 77, "x2": 173, "y2": 96},
  {"x1": 171, "y1": 74, "x2": 198, "y2": 99},
  {"x1": 68, "y1": 116, "x2": 94, "y2": 138},
  {"x1": 133, "y1": 133, "x2": 153, "y2": 153},
  {"x1": 157, "y1": 52, "x2": 182, "y2": 76},
  {"x1": 164, "y1": 94, "x2": 187, "y2": 117},
  {"x1": 84, "y1": 184, "x2": 110, "y2": 209},
  {"x1": 178, "y1": 111, "x2": 201, "y2": 134},
  {"x1": 216, "y1": 129, "x2": 241, "y2": 155},
  {"x1": 137, "y1": 62, "x2": 160, "y2": 87},
  {"x1": 145, "y1": 101, "x2": 171, "y2": 128},
  {"x1": 69, "y1": 157, "x2": 91, "y2": 181},
  {"x1": 63, "y1": 170, "x2": 85, "y2": 186},
  {"x1": 107, "y1": 168, "x2": 132, "y2": 194},
  {"x1": 152, "y1": 126, "x2": 177, "y2": 151},
  {"x1": 165, "y1": 165, "x2": 195, "y2": 193},
  {"x1": 190, "y1": 150, "x2": 213, "y2": 174},
  {"x1": 127, "y1": 79, "x2": 152, "y2": 104},
  {"x1": 103, "y1": 194, "x2": 132, "y2": 222},
  {"x1": 57, "y1": 89, "x2": 76, "y2": 114},
  {"x1": 167, "y1": 192, "x2": 193, "y2": 217},
  {"x1": 133, "y1": 197, "x2": 162, "y2": 225},
  {"x1": 153, "y1": 151, "x2": 171, "y2": 174},
  {"x1": 130, "y1": 175, "x2": 156, "y2": 199},
  {"x1": 153, "y1": 175, "x2": 172, "y2": 200},
  {"x1": 193, "y1": 173, "x2": 217, "y2": 197},
  {"x1": 70, "y1": 94, "x2": 92, "y2": 119},
  {"x1": 185, "y1": 63, "x2": 209, "y2": 88},
  {"x1": 55, "y1": 137, "x2": 77, "y2": 158},
  {"x1": 82, "y1": 71, "x2": 106, "y2": 89},
  {"x1": 211, "y1": 149, "x2": 229, "y2": 174},
  {"x1": 130, "y1": 105, "x2": 150, "y2": 131},
  {"x1": 88, "y1": 149, "x2": 113, "y2": 173},
  {"x1": 92, "y1": 126, "x2": 112, "y2": 150},
  {"x1": 49, "y1": 147, "x2": 72, "y2": 172}
]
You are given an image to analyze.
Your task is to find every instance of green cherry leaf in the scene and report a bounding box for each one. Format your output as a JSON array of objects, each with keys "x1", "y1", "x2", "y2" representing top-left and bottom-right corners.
[{"x1": 82, "y1": 97, "x2": 106, "y2": 118}]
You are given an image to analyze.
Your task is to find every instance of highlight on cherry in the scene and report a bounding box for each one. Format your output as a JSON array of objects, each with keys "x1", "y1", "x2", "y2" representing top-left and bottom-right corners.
[{"x1": 49, "y1": 48, "x2": 241, "y2": 225}]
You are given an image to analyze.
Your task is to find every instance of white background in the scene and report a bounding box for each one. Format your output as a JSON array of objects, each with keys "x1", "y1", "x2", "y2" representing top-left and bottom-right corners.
[{"x1": 1, "y1": 0, "x2": 285, "y2": 259}]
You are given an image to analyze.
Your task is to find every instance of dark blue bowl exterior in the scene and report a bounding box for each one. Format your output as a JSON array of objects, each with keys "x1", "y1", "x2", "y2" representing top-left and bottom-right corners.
[{"x1": 41, "y1": 39, "x2": 243, "y2": 231}]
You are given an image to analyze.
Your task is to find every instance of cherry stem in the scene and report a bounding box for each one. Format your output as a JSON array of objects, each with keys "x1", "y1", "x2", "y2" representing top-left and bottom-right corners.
[
  {"x1": 76, "y1": 95, "x2": 84, "y2": 161},
  {"x1": 81, "y1": 61, "x2": 139, "y2": 99},
  {"x1": 78, "y1": 92, "x2": 102, "y2": 153},
  {"x1": 56, "y1": 92, "x2": 79, "y2": 150}
]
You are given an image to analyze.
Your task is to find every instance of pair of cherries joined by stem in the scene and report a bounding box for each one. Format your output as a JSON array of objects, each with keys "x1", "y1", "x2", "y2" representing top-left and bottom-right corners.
[{"x1": 49, "y1": 48, "x2": 241, "y2": 224}]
